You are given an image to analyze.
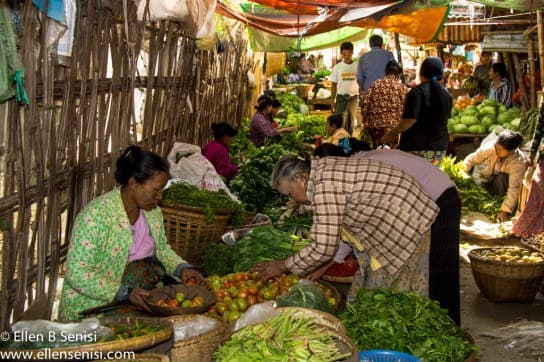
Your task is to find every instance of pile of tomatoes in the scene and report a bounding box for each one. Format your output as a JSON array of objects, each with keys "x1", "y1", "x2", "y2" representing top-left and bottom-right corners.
[
  {"x1": 155, "y1": 292, "x2": 205, "y2": 308},
  {"x1": 207, "y1": 272, "x2": 300, "y2": 322},
  {"x1": 475, "y1": 248, "x2": 544, "y2": 264}
]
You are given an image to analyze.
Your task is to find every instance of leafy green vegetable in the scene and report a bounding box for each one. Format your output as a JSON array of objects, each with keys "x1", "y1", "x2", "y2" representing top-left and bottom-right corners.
[
  {"x1": 312, "y1": 69, "x2": 331, "y2": 81},
  {"x1": 163, "y1": 182, "x2": 244, "y2": 225},
  {"x1": 230, "y1": 144, "x2": 290, "y2": 212},
  {"x1": 202, "y1": 242, "x2": 235, "y2": 276},
  {"x1": 340, "y1": 288, "x2": 479, "y2": 362},
  {"x1": 275, "y1": 92, "x2": 306, "y2": 115},
  {"x1": 440, "y1": 156, "x2": 503, "y2": 219},
  {"x1": 233, "y1": 225, "x2": 308, "y2": 272}
]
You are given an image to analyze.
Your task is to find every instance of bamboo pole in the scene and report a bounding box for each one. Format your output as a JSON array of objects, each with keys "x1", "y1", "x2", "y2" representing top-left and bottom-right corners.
[
  {"x1": 512, "y1": 54, "x2": 530, "y2": 111},
  {"x1": 528, "y1": 32, "x2": 537, "y2": 109},
  {"x1": 538, "y1": 10, "x2": 544, "y2": 92}
]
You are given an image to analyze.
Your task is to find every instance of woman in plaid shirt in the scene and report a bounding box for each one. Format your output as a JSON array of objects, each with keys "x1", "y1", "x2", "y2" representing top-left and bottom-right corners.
[{"x1": 251, "y1": 154, "x2": 439, "y2": 300}]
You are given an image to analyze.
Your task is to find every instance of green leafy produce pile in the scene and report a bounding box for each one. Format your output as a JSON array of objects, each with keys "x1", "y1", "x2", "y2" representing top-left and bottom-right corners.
[
  {"x1": 449, "y1": 98, "x2": 521, "y2": 135},
  {"x1": 202, "y1": 242, "x2": 235, "y2": 276},
  {"x1": 163, "y1": 182, "x2": 244, "y2": 225},
  {"x1": 233, "y1": 225, "x2": 308, "y2": 272},
  {"x1": 462, "y1": 75, "x2": 490, "y2": 97},
  {"x1": 312, "y1": 69, "x2": 332, "y2": 81},
  {"x1": 283, "y1": 113, "x2": 327, "y2": 143},
  {"x1": 340, "y1": 289, "x2": 479, "y2": 361},
  {"x1": 440, "y1": 156, "x2": 503, "y2": 219},
  {"x1": 276, "y1": 92, "x2": 306, "y2": 114},
  {"x1": 230, "y1": 144, "x2": 290, "y2": 212},
  {"x1": 230, "y1": 118, "x2": 256, "y2": 165},
  {"x1": 275, "y1": 212, "x2": 313, "y2": 236},
  {"x1": 214, "y1": 311, "x2": 351, "y2": 361}
]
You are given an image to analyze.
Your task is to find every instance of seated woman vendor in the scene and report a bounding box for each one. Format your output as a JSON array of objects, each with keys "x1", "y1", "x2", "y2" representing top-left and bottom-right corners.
[
  {"x1": 306, "y1": 114, "x2": 350, "y2": 150},
  {"x1": 463, "y1": 130, "x2": 527, "y2": 222},
  {"x1": 58, "y1": 146, "x2": 206, "y2": 320}
]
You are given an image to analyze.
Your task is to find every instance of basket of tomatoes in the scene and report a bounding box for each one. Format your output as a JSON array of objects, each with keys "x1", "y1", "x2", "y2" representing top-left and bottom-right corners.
[
  {"x1": 145, "y1": 285, "x2": 216, "y2": 316},
  {"x1": 468, "y1": 247, "x2": 544, "y2": 302}
]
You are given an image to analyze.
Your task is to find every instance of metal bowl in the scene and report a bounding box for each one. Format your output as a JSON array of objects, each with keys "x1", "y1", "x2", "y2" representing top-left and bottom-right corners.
[{"x1": 221, "y1": 227, "x2": 254, "y2": 245}]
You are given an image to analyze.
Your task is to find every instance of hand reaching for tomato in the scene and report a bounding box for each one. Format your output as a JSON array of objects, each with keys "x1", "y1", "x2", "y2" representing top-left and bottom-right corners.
[
  {"x1": 249, "y1": 259, "x2": 288, "y2": 281},
  {"x1": 181, "y1": 269, "x2": 208, "y2": 287},
  {"x1": 128, "y1": 287, "x2": 152, "y2": 313}
]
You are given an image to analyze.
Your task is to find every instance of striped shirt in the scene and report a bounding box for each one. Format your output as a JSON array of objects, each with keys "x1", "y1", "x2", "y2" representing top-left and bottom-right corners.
[{"x1": 285, "y1": 157, "x2": 439, "y2": 277}]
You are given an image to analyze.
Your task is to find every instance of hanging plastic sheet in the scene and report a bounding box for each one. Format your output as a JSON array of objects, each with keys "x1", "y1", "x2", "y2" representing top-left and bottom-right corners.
[{"x1": 0, "y1": 2, "x2": 26, "y2": 103}]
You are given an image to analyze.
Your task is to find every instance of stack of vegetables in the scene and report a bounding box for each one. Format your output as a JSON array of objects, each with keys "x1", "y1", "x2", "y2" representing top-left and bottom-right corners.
[
  {"x1": 448, "y1": 98, "x2": 521, "y2": 135},
  {"x1": 162, "y1": 182, "x2": 244, "y2": 225},
  {"x1": 214, "y1": 311, "x2": 351, "y2": 361},
  {"x1": 202, "y1": 225, "x2": 308, "y2": 276},
  {"x1": 340, "y1": 288, "x2": 479, "y2": 361},
  {"x1": 440, "y1": 156, "x2": 503, "y2": 219}
]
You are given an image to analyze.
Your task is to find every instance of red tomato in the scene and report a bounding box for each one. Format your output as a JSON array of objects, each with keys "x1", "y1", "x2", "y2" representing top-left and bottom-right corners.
[{"x1": 167, "y1": 299, "x2": 179, "y2": 307}]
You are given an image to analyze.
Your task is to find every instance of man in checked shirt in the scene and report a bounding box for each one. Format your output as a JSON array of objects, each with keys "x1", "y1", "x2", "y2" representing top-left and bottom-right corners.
[{"x1": 251, "y1": 154, "x2": 439, "y2": 301}]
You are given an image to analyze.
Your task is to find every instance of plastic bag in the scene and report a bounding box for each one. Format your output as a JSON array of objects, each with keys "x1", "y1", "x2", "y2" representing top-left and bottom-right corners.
[
  {"x1": 166, "y1": 142, "x2": 237, "y2": 200},
  {"x1": 10, "y1": 318, "x2": 113, "y2": 349},
  {"x1": 231, "y1": 301, "x2": 277, "y2": 333},
  {"x1": 173, "y1": 316, "x2": 220, "y2": 341},
  {"x1": 276, "y1": 280, "x2": 331, "y2": 313}
]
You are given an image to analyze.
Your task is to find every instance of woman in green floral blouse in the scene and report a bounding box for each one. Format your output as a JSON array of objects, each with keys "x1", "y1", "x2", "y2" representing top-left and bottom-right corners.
[{"x1": 58, "y1": 146, "x2": 206, "y2": 320}]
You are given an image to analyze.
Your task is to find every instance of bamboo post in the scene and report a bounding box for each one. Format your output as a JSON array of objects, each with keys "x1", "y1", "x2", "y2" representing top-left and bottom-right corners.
[
  {"x1": 528, "y1": 31, "x2": 537, "y2": 109},
  {"x1": 538, "y1": 10, "x2": 544, "y2": 92},
  {"x1": 394, "y1": 33, "x2": 404, "y2": 83}
]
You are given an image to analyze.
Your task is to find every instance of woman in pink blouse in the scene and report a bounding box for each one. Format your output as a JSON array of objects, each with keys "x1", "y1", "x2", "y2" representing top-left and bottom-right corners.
[
  {"x1": 202, "y1": 122, "x2": 240, "y2": 182},
  {"x1": 248, "y1": 96, "x2": 297, "y2": 147}
]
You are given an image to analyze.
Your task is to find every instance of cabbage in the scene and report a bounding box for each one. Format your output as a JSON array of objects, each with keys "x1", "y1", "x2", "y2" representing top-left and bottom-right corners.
[
  {"x1": 498, "y1": 104, "x2": 508, "y2": 114},
  {"x1": 488, "y1": 124, "x2": 501, "y2": 133},
  {"x1": 497, "y1": 112, "x2": 511, "y2": 124},
  {"x1": 481, "y1": 115, "x2": 496, "y2": 128},
  {"x1": 479, "y1": 106, "x2": 497, "y2": 116},
  {"x1": 510, "y1": 117, "x2": 521, "y2": 128},
  {"x1": 453, "y1": 124, "x2": 469, "y2": 133},
  {"x1": 461, "y1": 115, "x2": 479, "y2": 126},
  {"x1": 468, "y1": 125, "x2": 487, "y2": 134}
]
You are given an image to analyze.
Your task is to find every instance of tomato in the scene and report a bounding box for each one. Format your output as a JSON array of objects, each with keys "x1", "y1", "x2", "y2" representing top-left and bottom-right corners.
[
  {"x1": 247, "y1": 286, "x2": 258, "y2": 296},
  {"x1": 167, "y1": 299, "x2": 179, "y2": 307},
  {"x1": 237, "y1": 289, "x2": 248, "y2": 299},
  {"x1": 228, "y1": 301, "x2": 239, "y2": 312},
  {"x1": 186, "y1": 278, "x2": 197, "y2": 286},
  {"x1": 243, "y1": 273, "x2": 251, "y2": 281},
  {"x1": 207, "y1": 311, "x2": 219, "y2": 319},
  {"x1": 263, "y1": 289, "x2": 274, "y2": 300},
  {"x1": 193, "y1": 296, "x2": 205, "y2": 306},
  {"x1": 228, "y1": 310, "x2": 241, "y2": 323},
  {"x1": 233, "y1": 273, "x2": 243, "y2": 282},
  {"x1": 210, "y1": 278, "x2": 222, "y2": 291},
  {"x1": 258, "y1": 289, "x2": 265, "y2": 299},
  {"x1": 181, "y1": 300, "x2": 192, "y2": 308},
  {"x1": 223, "y1": 281, "x2": 232, "y2": 289},
  {"x1": 228, "y1": 287, "x2": 239, "y2": 298},
  {"x1": 223, "y1": 296, "x2": 232, "y2": 305},
  {"x1": 247, "y1": 295, "x2": 257, "y2": 306},
  {"x1": 156, "y1": 299, "x2": 166, "y2": 306},
  {"x1": 236, "y1": 298, "x2": 248, "y2": 312},
  {"x1": 175, "y1": 292, "x2": 185, "y2": 303},
  {"x1": 236, "y1": 281, "x2": 247, "y2": 289},
  {"x1": 216, "y1": 302, "x2": 228, "y2": 315},
  {"x1": 215, "y1": 290, "x2": 226, "y2": 300}
]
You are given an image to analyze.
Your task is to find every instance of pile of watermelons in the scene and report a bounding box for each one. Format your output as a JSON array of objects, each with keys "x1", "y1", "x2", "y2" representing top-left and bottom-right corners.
[{"x1": 448, "y1": 98, "x2": 521, "y2": 135}]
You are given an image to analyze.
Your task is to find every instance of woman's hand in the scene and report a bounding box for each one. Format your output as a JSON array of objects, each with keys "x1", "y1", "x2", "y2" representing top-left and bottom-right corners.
[
  {"x1": 181, "y1": 269, "x2": 208, "y2": 287},
  {"x1": 302, "y1": 261, "x2": 334, "y2": 282},
  {"x1": 497, "y1": 211, "x2": 511, "y2": 223},
  {"x1": 250, "y1": 260, "x2": 288, "y2": 281},
  {"x1": 128, "y1": 287, "x2": 152, "y2": 313}
]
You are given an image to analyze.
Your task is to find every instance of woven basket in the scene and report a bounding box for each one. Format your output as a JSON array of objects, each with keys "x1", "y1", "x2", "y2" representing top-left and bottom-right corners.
[
  {"x1": 468, "y1": 247, "x2": 544, "y2": 302},
  {"x1": 318, "y1": 280, "x2": 342, "y2": 313},
  {"x1": 97, "y1": 353, "x2": 169, "y2": 362},
  {"x1": 322, "y1": 275, "x2": 355, "y2": 284},
  {"x1": 275, "y1": 307, "x2": 347, "y2": 336},
  {"x1": 166, "y1": 315, "x2": 227, "y2": 362},
  {"x1": 225, "y1": 212, "x2": 272, "y2": 232},
  {"x1": 1, "y1": 317, "x2": 173, "y2": 360},
  {"x1": 160, "y1": 201, "x2": 234, "y2": 263}
]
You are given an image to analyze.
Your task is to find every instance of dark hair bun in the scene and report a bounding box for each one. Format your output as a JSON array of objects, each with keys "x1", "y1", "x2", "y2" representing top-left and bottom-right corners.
[{"x1": 115, "y1": 145, "x2": 169, "y2": 185}]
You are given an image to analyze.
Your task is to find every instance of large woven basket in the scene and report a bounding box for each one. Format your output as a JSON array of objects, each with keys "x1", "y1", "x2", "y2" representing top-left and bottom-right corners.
[
  {"x1": 225, "y1": 212, "x2": 272, "y2": 232},
  {"x1": 468, "y1": 247, "x2": 544, "y2": 303},
  {"x1": 165, "y1": 315, "x2": 227, "y2": 362},
  {"x1": 97, "y1": 353, "x2": 169, "y2": 362},
  {"x1": 160, "y1": 201, "x2": 234, "y2": 263},
  {"x1": 1, "y1": 317, "x2": 173, "y2": 361}
]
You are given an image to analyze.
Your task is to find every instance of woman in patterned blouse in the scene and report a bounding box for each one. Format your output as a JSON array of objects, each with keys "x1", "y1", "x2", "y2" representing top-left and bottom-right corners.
[
  {"x1": 361, "y1": 60, "x2": 408, "y2": 148},
  {"x1": 59, "y1": 146, "x2": 205, "y2": 320},
  {"x1": 248, "y1": 96, "x2": 298, "y2": 147}
]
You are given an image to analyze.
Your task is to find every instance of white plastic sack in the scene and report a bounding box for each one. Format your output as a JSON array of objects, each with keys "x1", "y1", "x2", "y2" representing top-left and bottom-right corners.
[
  {"x1": 166, "y1": 142, "x2": 236, "y2": 199},
  {"x1": 315, "y1": 88, "x2": 331, "y2": 99},
  {"x1": 135, "y1": 0, "x2": 216, "y2": 39},
  {"x1": 173, "y1": 315, "x2": 220, "y2": 341},
  {"x1": 231, "y1": 301, "x2": 277, "y2": 333}
]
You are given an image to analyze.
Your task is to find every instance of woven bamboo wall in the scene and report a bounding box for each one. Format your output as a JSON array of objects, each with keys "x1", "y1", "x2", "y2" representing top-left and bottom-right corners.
[{"x1": 0, "y1": 0, "x2": 250, "y2": 330}]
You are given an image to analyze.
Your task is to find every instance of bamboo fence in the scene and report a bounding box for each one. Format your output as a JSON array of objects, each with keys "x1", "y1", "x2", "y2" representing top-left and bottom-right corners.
[{"x1": 0, "y1": 0, "x2": 250, "y2": 330}]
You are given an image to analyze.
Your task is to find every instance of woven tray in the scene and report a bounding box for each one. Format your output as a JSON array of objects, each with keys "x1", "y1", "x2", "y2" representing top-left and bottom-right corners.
[
  {"x1": 318, "y1": 280, "x2": 342, "y2": 313},
  {"x1": 275, "y1": 307, "x2": 347, "y2": 336},
  {"x1": 468, "y1": 247, "x2": 544, "y2": 302},
  {"x1": 166, "y1": 314, "x2": 227, "y2": 362},
  {"x1": 2, "y1": 317, "x2": 173, "y2": 361}
]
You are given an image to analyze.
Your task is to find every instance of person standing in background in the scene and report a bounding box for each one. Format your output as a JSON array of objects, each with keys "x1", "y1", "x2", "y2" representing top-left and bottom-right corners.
[
  {"x1": 331, "y1": 42, "x2": 360, "y2": 134},
  {"x1": 202, "y1": 122, "x2": 240, "y2": 183},
  {"x1": 362, "y1": 60, "x2": 408, "y2": 148},
  {"x1": 473, "y1": 52, "x2": 492, "y2": 79},
  {"x1": 357, "y1": 34, "x2": 395, "y2": 93},
  {"x1": 489, "y1": 62, "x2": 512, "y2": 108}
]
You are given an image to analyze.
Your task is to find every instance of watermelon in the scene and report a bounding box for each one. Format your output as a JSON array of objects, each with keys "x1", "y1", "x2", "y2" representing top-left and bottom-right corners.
[
  {"x1": 502, "y1": 123, "x2": 514, "y2": 130},
  {"x1": 451, "y1": 108, "x2": 460, "y2": 117},
  {"x1": 447, "y1": 118, "x2": 457, "y2": 127},
  {"x1": 481, "y1": 115, "x2": 496, "y2": 128},
  {"x1": 488, "y1": 124, "x2": 501, "y2": 133},
  {"x1": 481, "y1": 98, "x2": 497, "y2": 107},
  {"x1": 497, "y1": 112, "x2": 511, "y2": 124},
  {"x1": 468, "y1": 125, "x2": 487, "y2": 134},
  {"x1": 461, "y1": 115, "x2": 479, "y2": 126},
  {"x1": 463, "y1": 106, "x2": 479, "y2": 117},
  {"x1": 508, "y1": 107, "x2": 520, "y2": 118},
  {"x1": 498, "y1": 104, "x2": 508, "y2": 114},
  {"x1": 453, "y1": 124, "x2": 469, "y2": 134}
]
